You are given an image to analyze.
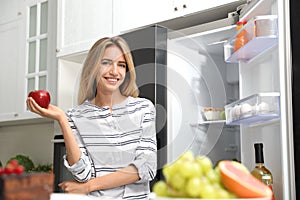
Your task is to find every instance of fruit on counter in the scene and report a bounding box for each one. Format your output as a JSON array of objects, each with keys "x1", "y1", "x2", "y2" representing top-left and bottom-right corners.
[
  {"x1": 218, "y1": 160, "x2": 273, "y2": 198},
  {"x1": 7, "y1": 154, "x2": 35, "y2": 172},
  {"x1": 153, "y1": 151, "x2": 236, "y2": 198},
  {"x1": 152, "y1": 180, "x2": 168, "y2": 197},
  {"x1": 28, "y1": 90, "x2": 51, "y2": 108},
  {"x1": 0, "y1": 159, "x2": 25, "y2": 175}
]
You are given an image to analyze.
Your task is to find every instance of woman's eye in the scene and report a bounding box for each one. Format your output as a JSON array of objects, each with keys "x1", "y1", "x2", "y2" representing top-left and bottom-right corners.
[
  {"x1": 101, "y1": 60, "x2": 111, "y2": 66},
  {"x1": 118, "y1": 63, "x2": 127, "y2": 68}
]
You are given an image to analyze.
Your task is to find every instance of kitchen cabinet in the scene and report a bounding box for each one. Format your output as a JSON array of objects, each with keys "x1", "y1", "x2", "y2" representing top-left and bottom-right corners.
[
  {"x1": 113, "y1": 0, "x2": 245, "y2": 33},
  {"x1": 113, "y1": 0, "x2": 180, "y2": 33},
  {"x1": 0, "y1": 0, "x2": 57, "y2": 124},
  {"x1": 56, "y1": 0, "x2": 113, "y2": 57},
  {"x1": 0, "y1": 0, "x2": 26, "y2": 123},
  {"x1": 0, "y1": 18, "x2": 24, "y2": 122}
]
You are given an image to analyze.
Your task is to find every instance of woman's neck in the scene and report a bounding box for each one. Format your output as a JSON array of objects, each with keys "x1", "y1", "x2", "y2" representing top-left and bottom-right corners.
[{"x1": 92, "y1": 90, "x2": 126, "y2": 110}]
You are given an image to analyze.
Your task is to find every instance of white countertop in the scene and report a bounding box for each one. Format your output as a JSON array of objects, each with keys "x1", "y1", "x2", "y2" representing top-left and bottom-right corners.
[{"x1": 50, "y1": 193, "x2": 120, "y2": 200}]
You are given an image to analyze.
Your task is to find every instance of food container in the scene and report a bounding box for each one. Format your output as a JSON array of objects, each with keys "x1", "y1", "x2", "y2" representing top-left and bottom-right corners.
[
  {"x1": 225, "y1": 92, "x2": 280, "y2": 126},
  {"x1": 224, "y1": 15, "x2": 278, "y2": 63},
  {"x1": 255, "y1": 16, "x2": 278, "y2": 37},
  {"x1": 203, "y1": 107, "x2": 224, "y2": 121}
]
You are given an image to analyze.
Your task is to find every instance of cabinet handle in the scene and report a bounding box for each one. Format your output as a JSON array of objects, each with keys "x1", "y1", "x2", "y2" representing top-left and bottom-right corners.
[
  {"x1": 183, "y1": 4, "x2": 187, "y2": 9},
  {"x1": 56, "y1": 48, "x2": 60, "y2": 53},
  {"x1": 174, "y1": 7, "x2": 178, "y2": 11}
]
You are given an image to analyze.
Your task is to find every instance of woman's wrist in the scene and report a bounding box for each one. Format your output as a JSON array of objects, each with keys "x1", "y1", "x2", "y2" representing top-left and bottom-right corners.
[
  {"x1": 87, "y1": 178, "x2": 98, "y2": 193},
  {"x1": 57, "y1": 114, "x2": 68, "y2": 126}
]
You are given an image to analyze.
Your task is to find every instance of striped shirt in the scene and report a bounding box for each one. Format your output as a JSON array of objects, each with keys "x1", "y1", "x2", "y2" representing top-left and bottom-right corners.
[{"x1": 63, "y1": 96, "x2": 157, "y2": 199}]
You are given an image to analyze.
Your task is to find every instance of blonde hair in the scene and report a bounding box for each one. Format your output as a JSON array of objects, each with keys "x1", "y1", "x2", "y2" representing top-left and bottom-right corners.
[{"x1": 77, "y1": 36, "x2": 139, "y2": 104}]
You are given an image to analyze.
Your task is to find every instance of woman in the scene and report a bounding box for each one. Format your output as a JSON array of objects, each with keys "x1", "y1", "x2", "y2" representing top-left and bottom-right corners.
[{"x1": 27, "y1": 37, "x2": 157, "y2": 199}]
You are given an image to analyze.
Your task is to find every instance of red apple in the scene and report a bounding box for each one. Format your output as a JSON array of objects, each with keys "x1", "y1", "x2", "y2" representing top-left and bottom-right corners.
[{"x1": 28, "y1": 90, "x2": 51, "y2": 108}]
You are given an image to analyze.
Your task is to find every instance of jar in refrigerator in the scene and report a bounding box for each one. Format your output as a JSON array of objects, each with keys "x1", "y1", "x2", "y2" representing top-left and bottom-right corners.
[{"x1": 234, "y1": 20, "x2": 248, "y2": 51}]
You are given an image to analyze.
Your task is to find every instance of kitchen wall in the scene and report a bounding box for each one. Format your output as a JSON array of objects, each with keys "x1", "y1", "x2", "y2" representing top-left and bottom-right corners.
[{"x1": 0, "y1": 122, "x2": 54, "y2": 165}]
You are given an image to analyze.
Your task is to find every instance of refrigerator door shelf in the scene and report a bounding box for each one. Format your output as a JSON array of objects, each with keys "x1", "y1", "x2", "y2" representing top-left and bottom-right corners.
[
  {"x1": 224, "y1": 15, "x2": 278, "y2": 63},
  {"x1": 224, "y1": 93, "x2": 280, "y2": 126}
]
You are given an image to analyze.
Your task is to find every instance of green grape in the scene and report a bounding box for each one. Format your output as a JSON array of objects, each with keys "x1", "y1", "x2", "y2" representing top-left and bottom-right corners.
[
  {"x1": 185, "y1": 177, "x2": 202, "y2": 197},
  {"x1": 167, "y1": 186, "x2": 187, "y2": 197},
  {"x1": 152, "y1": 181, "x2": 168, "y2": 197},
  {"x1": 196, "y1": 155, "x2": 213, "y2": 174},
  {"x1": 163, "y1": 163, "x2": 176, "y2": 182},
  {"x1": 214, "y1": 166, "x2": 221, "y2": 177},
  {"x1": 178, "y1": 160, "x2": 202, "y2": 178},
  {"x1": 216, "y1": 188, "x2": 232, "y2": 198},
  {"x1": 206, "y1": 168, "x2": 221, "y2": 183},
  {"x1": 169, "y1": 172, "x2": 186, "y2": 190},
  {"x1": 179, "y1": 150, "x2": 194, "y2": 162},
  {"x1": 200, "y1": 184, "x2": 217, "y2": 198},
  {"x1": 195, "y1": 176, "x2": 210, "y2": 197}
]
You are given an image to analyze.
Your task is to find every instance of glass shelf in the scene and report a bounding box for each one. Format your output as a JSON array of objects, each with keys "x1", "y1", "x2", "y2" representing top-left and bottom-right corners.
[
  {"x1": 225, "y1": 36, "x2": 277, "y2": 63},
  {"x1": 225, "y1": 92, "x2": 280, "y2": 126},
  {"x1": 224, "y1": 15, "x2": 278, "y2": 63},
  {"x1": 190, "y1": 120, "x2": 226, "y2": 127}
]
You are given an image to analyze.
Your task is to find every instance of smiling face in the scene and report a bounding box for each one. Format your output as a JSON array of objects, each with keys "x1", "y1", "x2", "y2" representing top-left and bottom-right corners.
[{"x1": 96, "y1": 45, "x2": 127, "y2": 95}]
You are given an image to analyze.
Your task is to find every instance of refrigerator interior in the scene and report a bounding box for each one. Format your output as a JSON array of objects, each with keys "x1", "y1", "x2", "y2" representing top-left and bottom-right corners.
[
  {"x1": 166, "y1": 0, "x2": 290, "y2": 198},
  {"x1": 166, "y1": 25, "x2": 241, "y2": 166}
]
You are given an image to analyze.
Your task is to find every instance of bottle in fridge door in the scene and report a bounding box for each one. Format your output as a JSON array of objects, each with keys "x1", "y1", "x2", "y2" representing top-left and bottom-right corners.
[{"x1": 251, "y1": 143, "x2": 275, "y2": 200}]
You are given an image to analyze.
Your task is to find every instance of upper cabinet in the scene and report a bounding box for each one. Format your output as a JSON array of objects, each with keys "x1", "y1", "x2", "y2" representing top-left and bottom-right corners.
[
  {"x1": 113, "y1": 0, "x2": 246, "y2": 33},
  {"x1": 0, "y1": 0, "x2": 56, "y2": 124},
  {"x1": 113, "y1": 0, "x2": 180, "y2": 33},
  {"x1": 56, "y1": 0, "x2": 114, "y2": 57}
]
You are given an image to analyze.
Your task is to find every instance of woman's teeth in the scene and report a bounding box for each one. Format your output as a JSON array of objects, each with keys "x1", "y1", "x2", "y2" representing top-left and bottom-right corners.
[{"x1": 106, "y1": 78, "x2": 118, "y2": 82}]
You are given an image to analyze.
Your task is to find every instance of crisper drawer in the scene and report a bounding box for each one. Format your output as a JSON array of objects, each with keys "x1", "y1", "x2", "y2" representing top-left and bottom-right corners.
[
  {"x1": 225, "y1": 92, "x2": 280, "y2": 126},
  {"x1": 224, "y1": 15, "x2": 278, "y2": 63}
]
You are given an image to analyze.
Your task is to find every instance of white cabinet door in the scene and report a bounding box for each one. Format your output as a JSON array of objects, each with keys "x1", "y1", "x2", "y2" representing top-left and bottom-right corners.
[
  {"x1": 0, "y1": 20, "x2": 23, "y2": 121},
  {"x1": 114, "y1": 0, "x2": 180, "y2": 33},
  {"x1": 57, "y1": 0, "x2": 113, "y2": 57},
  {"x1": 0, "y1": 0, "x2": 56, "y2": 124},
  {"x1": 182, "y1": 0, "x2": 244, "y2": 16}
]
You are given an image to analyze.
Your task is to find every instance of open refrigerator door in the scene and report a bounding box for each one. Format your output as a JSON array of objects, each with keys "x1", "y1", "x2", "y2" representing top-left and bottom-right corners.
[{"x1": 164, "y1": 0, "x2": 295, "y2": 199}]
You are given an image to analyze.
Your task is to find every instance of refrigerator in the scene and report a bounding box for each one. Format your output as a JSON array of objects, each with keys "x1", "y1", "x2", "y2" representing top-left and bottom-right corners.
[{"x1": 120, "y1": 0, "x2": 298, "y2": 199}]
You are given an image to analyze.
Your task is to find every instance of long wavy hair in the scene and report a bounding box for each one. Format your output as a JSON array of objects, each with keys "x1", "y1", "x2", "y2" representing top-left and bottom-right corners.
[{"x1": 77, "y1": 36, "x2": 139, "y2": 104}]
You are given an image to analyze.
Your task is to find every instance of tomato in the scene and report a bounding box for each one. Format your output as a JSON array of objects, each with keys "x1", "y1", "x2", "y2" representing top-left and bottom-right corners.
[{"x1": 13, "y1": 166, "x2": 25, "y2": 175}]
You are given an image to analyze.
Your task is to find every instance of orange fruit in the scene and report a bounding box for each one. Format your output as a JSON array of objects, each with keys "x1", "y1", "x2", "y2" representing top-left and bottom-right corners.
[{"x1": 218, "y1": 160, "x2": 273, "y2": 198}]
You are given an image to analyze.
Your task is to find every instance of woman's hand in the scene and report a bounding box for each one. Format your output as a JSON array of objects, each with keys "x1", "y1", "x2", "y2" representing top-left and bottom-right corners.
[
  {"x1": 58, "y1": 180, "x2": 90, "y2": 194},
  {"x1": 26, "y1": 97, "x2": 66, "y2": 122}
]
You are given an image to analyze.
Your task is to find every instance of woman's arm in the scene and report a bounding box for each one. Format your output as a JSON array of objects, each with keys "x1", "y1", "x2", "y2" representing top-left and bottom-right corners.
[
  {"x1": 27, "y1": 97, "x2": 81, "y2": 165},
  {"x1": 59, "y1": 165, "x2": 140, "y2": 194}
]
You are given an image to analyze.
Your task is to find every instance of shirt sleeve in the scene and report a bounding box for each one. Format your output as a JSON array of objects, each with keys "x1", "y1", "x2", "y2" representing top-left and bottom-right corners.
[
  {"x1": 63, "y1": 110, "x2": 94, "y2": 182},
  {"x1": 131, "y1": 100, "x2": 157, "y2": 182}
]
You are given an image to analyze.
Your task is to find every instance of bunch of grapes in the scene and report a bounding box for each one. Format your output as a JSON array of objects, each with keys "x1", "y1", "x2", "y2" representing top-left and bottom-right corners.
[{"x1": 153, "y1": 151, "x2": 236, "y2": 198}]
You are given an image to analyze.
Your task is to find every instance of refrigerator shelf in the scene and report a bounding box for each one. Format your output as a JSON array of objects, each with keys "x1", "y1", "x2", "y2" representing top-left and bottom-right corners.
[
  {"x1": 224, "y1": 15, "x2": 278, "y2": 63},
  {"x1": 190, "y1": 120, "x2": 226, "y2": 127},
  {"x1": 225, "y1": 92, "x2": 280, "y2": 126}
]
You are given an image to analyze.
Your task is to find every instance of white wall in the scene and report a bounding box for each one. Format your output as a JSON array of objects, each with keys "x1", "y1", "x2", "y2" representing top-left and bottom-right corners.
[{"x1": 0, "y1": 122, "x2": 54, "y2": 166}]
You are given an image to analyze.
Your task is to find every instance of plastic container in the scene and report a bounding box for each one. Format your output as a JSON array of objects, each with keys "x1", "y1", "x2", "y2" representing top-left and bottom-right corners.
[
  {"x1": 224, "y1": 15, "x2": 278, "y2": 63},
  {"x1": 203, "y1": 107, "x2": 224, "y2": 121},
  {"x1": 234, "y1": 20, "x2": 248, "y2": 51},
  {"x1": 225, "y1": 92, "x2": 280, "y2": 126}
]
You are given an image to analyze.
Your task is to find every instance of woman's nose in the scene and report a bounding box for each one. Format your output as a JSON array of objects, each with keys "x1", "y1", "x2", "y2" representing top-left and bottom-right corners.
[{"x1": 110, "y1": 63, "x2": 118, "y2": 74}]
